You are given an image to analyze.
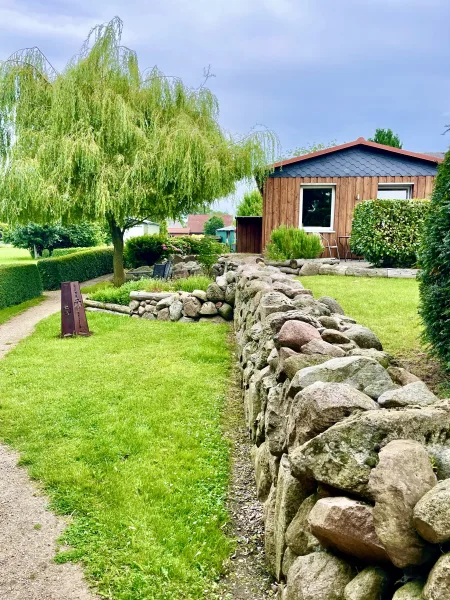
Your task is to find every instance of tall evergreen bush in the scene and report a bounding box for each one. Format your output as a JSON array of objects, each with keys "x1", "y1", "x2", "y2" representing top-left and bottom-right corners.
[{"x1": 419, "y1": 150, "x2": 450, "y2": 366}]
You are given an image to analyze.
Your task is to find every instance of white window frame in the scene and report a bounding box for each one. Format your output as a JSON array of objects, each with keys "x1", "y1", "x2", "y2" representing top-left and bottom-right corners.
[
  {"x1": 377, "y1": 183, "x2": 413, "y2": 200},
  {"x1": 300, "y1": 183, "x2": 336, "y2": 233}
]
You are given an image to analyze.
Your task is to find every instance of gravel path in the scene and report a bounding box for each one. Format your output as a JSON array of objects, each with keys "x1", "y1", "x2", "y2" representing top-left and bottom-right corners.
[{"x1": 0, "y1": 275, "x2": 111, "y2": 599}]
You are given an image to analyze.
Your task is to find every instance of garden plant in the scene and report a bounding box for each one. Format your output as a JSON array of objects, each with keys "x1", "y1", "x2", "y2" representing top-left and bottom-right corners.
[{"x1": 266, "y1": 225, "x2": 323, "y2": 260}]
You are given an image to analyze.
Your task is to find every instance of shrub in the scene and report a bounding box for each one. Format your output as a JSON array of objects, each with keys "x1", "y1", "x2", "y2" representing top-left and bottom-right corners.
[
  {"x1": 204, "y1": 215, "x2": 224, "y2": 235},
  {"x1": 90, "y1": 275, "x2": 213, "y2": 306},
  {"x1": 52, "y1": 246, "x2": 105, "y2": 258},
  {"x1": 0, "y1": 263, "x2": 43, "y2": 309},
  {"x1": 266, "y1": 226, "x2": 323, "y2": 260},
  {"x1": 124, "y1": 235, "x2": 178, "y2": 267},
  {"x1": 420, "y1": 150, "x2": 450, "y2": 367},
  {"x1": 350, "y1": 199, "x2": 430, "y2": 267},
  {"x1": 37, "y1": 248, "x2": 113, "y2": 290}
]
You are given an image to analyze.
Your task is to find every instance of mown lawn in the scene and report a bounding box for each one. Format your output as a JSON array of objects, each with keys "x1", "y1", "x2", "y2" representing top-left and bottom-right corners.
[
  {"x1": 0, "y1": 313, "x2": 232, "y2": 599},
  {"x1": 0, "y1": 296, "x2": 45, "y2": 325},
  {"x1": 299, "y1": 275, "x2": 420, "y2": 356},
  {"x1": 0, "y1": 244, "x2": 34, "y2": 264}
]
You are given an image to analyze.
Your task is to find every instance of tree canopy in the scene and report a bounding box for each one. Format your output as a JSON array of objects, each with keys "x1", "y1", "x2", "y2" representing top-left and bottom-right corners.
[
  {"x1": 0, "y1": 17, "x2": 275, "y2": 284},
  {"x1": 204, "y1": 215, "x2": 224, "y2": 235},
  {"x1": 236, "y1": 190, "x2": 262, "y2": 216},
  {"x1": 368, "y1": 128, "x2": 402, "y2": 148}
]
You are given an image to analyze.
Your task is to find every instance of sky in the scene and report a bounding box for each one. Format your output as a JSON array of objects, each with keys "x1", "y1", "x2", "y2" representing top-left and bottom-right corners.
[{"x1": 1, "y1": 0, "x2": 449, "y2": 213}]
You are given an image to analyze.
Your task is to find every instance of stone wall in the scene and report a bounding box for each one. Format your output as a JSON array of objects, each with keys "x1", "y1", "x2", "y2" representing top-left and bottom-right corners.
[{"x1": 232, "y1": 260, "x2": 450, "y2": 599}]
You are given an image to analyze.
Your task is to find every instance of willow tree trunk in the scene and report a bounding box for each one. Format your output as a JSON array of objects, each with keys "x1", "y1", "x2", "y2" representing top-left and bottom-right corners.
[{"x1": 110, "y1": 220, "x2": 126, "y2": 287}]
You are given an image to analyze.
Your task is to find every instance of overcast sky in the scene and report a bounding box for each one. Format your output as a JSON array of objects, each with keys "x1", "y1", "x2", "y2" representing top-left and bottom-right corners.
[{"x1": 1, "y1": 0, "x2": 449, "y2": 212}]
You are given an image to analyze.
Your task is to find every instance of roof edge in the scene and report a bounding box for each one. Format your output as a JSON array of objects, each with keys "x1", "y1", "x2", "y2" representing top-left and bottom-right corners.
[{"x1": 272, "y1": 137, "x2": 445, "y2": 169}]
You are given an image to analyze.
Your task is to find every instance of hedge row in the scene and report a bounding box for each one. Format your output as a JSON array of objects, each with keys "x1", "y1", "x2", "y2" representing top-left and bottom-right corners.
[
  {"x1": 37, "y1": 247, "x2": 114, "y2": 290},
  {"x1": 0, "y1": 263, "x2": 43, "y2": 309},
  {"x1": 51, "y1": 246, "x2": 103, "y2": 258},
  {"x1": 350, "y1": 199, "x2": 430, "y2": 267}
]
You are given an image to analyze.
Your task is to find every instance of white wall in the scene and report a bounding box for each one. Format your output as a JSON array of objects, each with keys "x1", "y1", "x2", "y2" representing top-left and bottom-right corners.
[{"x1": 124, "y1": 223, "x2": 160, "y2": 241}]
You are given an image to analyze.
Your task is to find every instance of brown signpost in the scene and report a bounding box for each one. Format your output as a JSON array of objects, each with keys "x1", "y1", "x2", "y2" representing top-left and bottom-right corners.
[{"x1": 61, "y1": 281, "x2": 91, "y2": 337}]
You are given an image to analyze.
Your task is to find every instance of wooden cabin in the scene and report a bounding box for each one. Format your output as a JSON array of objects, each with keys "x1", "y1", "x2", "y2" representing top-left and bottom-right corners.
[{"x1": 263, "y1": 137, "x2": 444, "y2": 257}]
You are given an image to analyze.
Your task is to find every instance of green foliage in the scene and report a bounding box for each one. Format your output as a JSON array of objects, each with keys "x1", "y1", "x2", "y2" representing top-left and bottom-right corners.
[
  {"x1": 8, "y1": 222, "x2": 105, "y2": 257},
  {"x1": 0, "y1": 17, "x2": 275, "y2": 285},
  {"x1": 0, "y1": 222, "x2": 10, "y2": 241},
  {"x1": 204, "y1": 215, "x2": 224, "y2": 235},
  {"x1": 0, "y1": 313, "x2": 231, "y2": 599},
  {"x1": 236, "y1": 190, "x2": 262, "y2": 216},
  {"x1": 90, "y1": 275, "x2": 213, "y2": 305},
  {"x1": 124, "y1": 234, "x2": 225, "y2": 268},
  {"x1": 284, "y1": 140, "x2": 338, "y2": 159},
  {"x1": 266, "y1": 225, "x2": 323, "y2": 260},
  {"x1": 420, "y1": 150, "x2": 450, "y2": 368},
  {"x1": 51, "y1": 246, "x2": 104, "y2": 258},
  {"x1": 0, "y1": 263, "x2": 43, "y2": 309},
  {"x1": 368, "y1": 128, "x2": 402, "y2": 148},
  {"x1": 350, "y1": 199, "x2": 430, "y2": 267},
  {"x1": 37, "y1": 248, "x2": 113, "y2": 290}
]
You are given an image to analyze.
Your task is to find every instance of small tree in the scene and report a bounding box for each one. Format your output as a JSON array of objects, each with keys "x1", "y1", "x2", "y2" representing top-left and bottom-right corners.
[
  {"x1": 419, "y1": 148, "x2": 450, "y2": 367},
  {"x1": 236, "y1": 190, "x2": 262, "y2": 216},
  {"x1": 204, "y1": 215, "x2": 224, "y2": 235},
  {"x1": 368, "y1": 128, "x2": 402, "y2": 149},
  {"x1": 0, "y1": 18, "x2": 275, "y2": 285}
]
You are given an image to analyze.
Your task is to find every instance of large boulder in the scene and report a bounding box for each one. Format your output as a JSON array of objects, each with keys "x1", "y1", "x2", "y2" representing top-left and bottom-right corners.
[
  {"x1": 206, "y1": 283, "x2": 225, "y2": 302},
  {"x1": 286, "y1": 382, "x2": 378, "y2": 451},
  {"x1": 285, "y1": 553, "x2": 354, "y2": 600},
  {"x1": 344, "y1": 325, "x2": 383, "y2": 351},
  {"x1": 183, "y1": 296, "x2": 202, "y2": 318},
  {"x1": 318, "y1": 296, "x2": 345, "y2": 315},
  {"x1": 348, "y1": 348, "x2": 392, "y2": 368},
  {"x1": 279, "y1": 352, "x2": 330, "y2": 381},
  {"x1": 277, "y1": 320, "x2": 321, "y2": 352},
  {"x1": 265, "y1": 382, "x2": 291, "y2": 456},
  {"x1": 392, "y1": 582, "x2": 424, "y2": 600},
  {"x1": 423, "y1": 554, "x2": 450, "y2": 600},
  {"x1": 169, "y1": 299, "x2": 183, "y2": 321},
  {"x1": 285, "y1": 494, "x2": 322, "y2": 556},
  {"x1": 308, "y1": 497, "x2": 389, "y2": 563},
  {"x1": 263, "y1": 484, "x2": 277, "y2": 574},
  {"x1": 287, "y1": 356, "x2": 396, "y2": 400},
  {"x1": 289, "y1": 404, "x2": 450, "y2": 499},
  {"x1": 260, "y1": 292, "x2": 295, "y2": 319},
  {"x1": 300, "y1": 338, "x2": 346, "y2": 358},
  {"x1": 273, "y1": 456, "x2": 311, "y2": 580},
  {"x1": 318, "y1": 315, "x2": 341, "y2": 330},
  {"x1": 368, "y1": 440, "x2": 437, "y2": 568},
  {"x1": 387, "y1": 366, "x2": 420, "y2": 386},
  {"x1": 199, "y1": 301, "x2": 218, "y2": 316},
  {"x1": 253, "y1": 442, "x2": 277, "y2": 502},
  {"x1": 218, "y1": 303, "x2": 233, "y2": 321},
  {"x1": 344, "y1": 567, "x2": 391, "y2": 600},
  {"x1": 156, "y1": 307, "x2": 170, "y2": 321},
  {"x1": 377, "y1": 381, "x2": 438, "y2": 408},
  {"x1": 413, "y1": 479, "x2": 450, "y2": 544},
  {"x1": 321, "y1": 329, "x2": 351, "y2": 344},
  {"x1": 225, "y1": 283, "x2": 236, "y2": 305}
]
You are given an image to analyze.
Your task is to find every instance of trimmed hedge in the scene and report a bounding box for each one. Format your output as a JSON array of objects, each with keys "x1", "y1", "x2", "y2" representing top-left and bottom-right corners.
[
  {"x1": 420, "y1": 151, "x2": 450, "y2": 367},
  {"x1": 51, "y1": 246, "x2": 105, "y2": 258},
  {"x1": 38, "y1": 247, "x2": 113, "y2": 290},
  {"x1": 0, "y1": 263, "x2": 43, "y2": 309},
  {"x1": 350, "y1": 199, "x2": 430, "y2": 267}
]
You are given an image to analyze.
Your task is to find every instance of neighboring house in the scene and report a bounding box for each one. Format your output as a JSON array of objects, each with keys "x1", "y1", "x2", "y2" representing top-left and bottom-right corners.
[
  {"x1": 124, "y1": 220, "x2": 160, "y2": 241},
  {"x1": 168, "y1": 214, "x2": 234, "y2": 236},
  {"x1": 262, "y1": 137, "x2": 444, "y2": 255}
]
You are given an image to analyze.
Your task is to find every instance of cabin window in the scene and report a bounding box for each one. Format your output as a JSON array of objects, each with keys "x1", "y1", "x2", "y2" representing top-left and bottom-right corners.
[
  {"x1": 300, "y1": 185, "x2": 335, "y2": 232},
  {"x1": 377, "y1": 184, "x2": 412, "y2": 200}
]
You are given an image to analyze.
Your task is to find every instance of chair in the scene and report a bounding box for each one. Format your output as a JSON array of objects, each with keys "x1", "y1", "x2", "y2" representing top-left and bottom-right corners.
[
  {"x1": 152, "y1": 261, "x2": 172, "y2": 279},
  {"x1": 319, "y1": 234, "x2": 340, "y2": 260}
]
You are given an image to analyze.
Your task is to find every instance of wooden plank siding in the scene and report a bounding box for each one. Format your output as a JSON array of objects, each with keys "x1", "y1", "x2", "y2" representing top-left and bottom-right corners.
[{"x1": 262, "y1": 175, "x2": 436, "y2": 256}]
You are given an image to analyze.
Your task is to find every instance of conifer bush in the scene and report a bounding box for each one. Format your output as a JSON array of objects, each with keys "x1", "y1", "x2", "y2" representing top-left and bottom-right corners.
[
  {"x1": 266, "y1": 226, "x2": 323, "y2": 260},
  {"x1": 419, "y1": 150, "x2": 450, "y2": 367}
]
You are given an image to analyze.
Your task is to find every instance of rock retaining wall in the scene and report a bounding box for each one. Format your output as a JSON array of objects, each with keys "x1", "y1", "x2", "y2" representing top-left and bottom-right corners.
[{"x1": 232, "y1": 260, "x2": 450, "y2": 599}]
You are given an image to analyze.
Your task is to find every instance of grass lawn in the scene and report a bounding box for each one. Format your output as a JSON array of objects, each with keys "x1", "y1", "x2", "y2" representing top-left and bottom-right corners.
[
  {"x1": 299, "y1": 275, "x2": 420, "y2": 357},
  {"x1": 299, "y1": 275, "x2": 448, "y2": 393},
  {"x1": 0, "y1": 313, "x2": 232, "y2": 599},
  {"x1": 0, "y1": 244, "x2": 34, "y2": 264},
  {"x1": 0, "y1": 296, "x2": 46, "y2": 325}
]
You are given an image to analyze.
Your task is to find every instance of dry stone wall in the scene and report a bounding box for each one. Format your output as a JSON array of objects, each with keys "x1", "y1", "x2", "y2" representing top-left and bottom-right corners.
[{"x1": 232, "y1": 260, "x2": 450, "y2": 600}]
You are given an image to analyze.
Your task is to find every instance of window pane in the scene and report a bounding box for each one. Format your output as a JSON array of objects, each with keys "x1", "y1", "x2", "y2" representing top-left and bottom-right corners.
[
  {"x1": 302, "y1": 188, "x2": 332, "y2": 228},
  {"x1": 377, "y1": 187, "x2": 409, "y2": 200}
]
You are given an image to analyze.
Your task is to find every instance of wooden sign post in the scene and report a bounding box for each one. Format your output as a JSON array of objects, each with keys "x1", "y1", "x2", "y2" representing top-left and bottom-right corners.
[{"x1": 61, "y1": 281, "x2": 91, "y2": 337}]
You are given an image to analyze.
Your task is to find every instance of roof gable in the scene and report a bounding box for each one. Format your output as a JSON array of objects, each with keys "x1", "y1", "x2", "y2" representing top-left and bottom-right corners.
[
  {"x1": 271, "y1": 137, "x2": 442, "y2": 178},
  {"x1": 187, "y1": 214, "x2": 233, "y2": 232}
]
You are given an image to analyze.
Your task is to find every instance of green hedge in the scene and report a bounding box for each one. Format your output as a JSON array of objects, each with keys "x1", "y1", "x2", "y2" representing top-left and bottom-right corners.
[
  {"x1": 51, "y1": 246, "x2": 105, "y2": 258},
  {"x1": 38, "y1": 248, "x2": 113, "y2": 290},
  {"x1": 350, "y1": 199, "x2": 430, "y2": 267},
  {"x1": 0, "y1": 263, "x2": 43, "y2": 309}
]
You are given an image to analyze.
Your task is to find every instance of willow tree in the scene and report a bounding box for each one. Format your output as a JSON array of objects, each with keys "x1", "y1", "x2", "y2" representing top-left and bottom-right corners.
[{"x1": 0, "y1": 18, "x2": 275, "y2": 285}]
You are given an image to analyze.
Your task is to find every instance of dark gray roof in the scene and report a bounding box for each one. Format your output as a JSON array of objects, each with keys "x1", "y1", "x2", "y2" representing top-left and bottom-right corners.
[{"x1": 271, "y1": 146, "x2": 439, "y2": 178}]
